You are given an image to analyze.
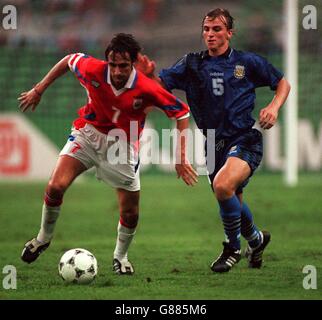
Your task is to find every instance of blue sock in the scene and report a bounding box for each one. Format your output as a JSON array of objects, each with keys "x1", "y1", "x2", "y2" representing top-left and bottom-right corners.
[
  {"x1": 218, "y1": 195, "x2": 241, "y2": 250},
  {"x1": 241, "y1": 202, "x2": 261, "y2": 248}
]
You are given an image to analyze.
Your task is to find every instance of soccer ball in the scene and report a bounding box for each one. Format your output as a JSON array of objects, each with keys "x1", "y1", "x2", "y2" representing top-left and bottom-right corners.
[{"x1": 58, "y1": 248, "x2": 98, "y2": 284}]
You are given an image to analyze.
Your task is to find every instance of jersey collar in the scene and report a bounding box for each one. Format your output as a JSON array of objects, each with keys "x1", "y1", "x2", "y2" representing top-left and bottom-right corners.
[
  {"x1": 202, "y1": 47, "x2": 233, "y2": 60},
  {"x1": 106, "y1": 66, "x2": 137, "y2": 96}
]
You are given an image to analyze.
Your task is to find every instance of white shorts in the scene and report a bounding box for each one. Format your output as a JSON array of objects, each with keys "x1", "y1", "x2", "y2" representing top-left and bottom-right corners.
[{"x1": 60, "y1": 124, "x2": 140, "y2": 191}]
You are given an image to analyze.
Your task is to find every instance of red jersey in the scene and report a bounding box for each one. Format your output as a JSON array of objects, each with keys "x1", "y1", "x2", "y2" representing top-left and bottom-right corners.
[{"x1": 67, "y1": 53, "x2": 190, "y2": 141}]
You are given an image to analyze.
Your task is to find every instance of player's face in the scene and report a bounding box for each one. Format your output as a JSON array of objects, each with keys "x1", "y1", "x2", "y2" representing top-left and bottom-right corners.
[
  {"x1": 108, "y1": 51, "x2": 133, "y2": 89},
  {"x1": 203, "y1": 16, "x2": 233, "y2": 56}
]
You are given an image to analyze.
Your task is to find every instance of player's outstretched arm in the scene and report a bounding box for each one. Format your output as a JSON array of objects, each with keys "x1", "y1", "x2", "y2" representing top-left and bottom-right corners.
[
  {"x1": 175, "y1": 117, "x2": 198, "y2": 186},
  {"x1": 259, "y1": 77, "x2": 291, "y2": 130},
  {"x1": 18, "y1": 55, "x2": 70, "y2": 112}
]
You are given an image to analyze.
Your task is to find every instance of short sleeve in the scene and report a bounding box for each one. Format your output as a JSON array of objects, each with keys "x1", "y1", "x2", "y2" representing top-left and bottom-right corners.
[
  {"x1": 147, "y1": 82, "x2": 190, "y2": 120},
  {"x1": 68, "y1": 53, "x2": 91, "y2": 84},
  {"x1": 248, "y1": 53, "x2": 284, "y2": 90},
  {"x1": 159, "y1": 55, "x2": 188, "y2": 91}
]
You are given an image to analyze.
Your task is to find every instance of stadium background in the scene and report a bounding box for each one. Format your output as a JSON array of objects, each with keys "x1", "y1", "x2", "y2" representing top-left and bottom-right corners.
[
  {"x1": 1, "y1": 0, "x2": 321, "y2": 172},
  {"x1": 0, "y1": 0, "x2": 322, "y2": 300}
]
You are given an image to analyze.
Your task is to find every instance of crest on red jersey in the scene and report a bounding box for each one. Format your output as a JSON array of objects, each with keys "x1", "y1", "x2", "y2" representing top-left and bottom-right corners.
[
  {"x1": 91, "y1": 80, "x2": 100, "y2": 88},
  {"x1": 133, "y1": 98, "x2": 143, "y2": 110}
]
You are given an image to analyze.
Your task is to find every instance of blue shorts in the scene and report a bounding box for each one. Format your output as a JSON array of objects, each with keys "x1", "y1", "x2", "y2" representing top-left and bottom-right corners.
[{"x1": 206, "y1": 129, "x2": 263, "y2": 194}]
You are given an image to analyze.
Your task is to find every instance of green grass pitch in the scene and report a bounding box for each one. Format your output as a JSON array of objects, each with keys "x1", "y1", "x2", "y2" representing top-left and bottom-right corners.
[{"x1": 0, "y1": 173, "x2": 321, "y2": 300}]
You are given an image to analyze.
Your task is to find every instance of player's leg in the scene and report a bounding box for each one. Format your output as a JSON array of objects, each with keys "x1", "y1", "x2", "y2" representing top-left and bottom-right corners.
[
  {"x1": 21, "y1": 155, "x2": 87, "y2": 263},
  {"x1": 214, "y1": 157, "x2": 251, "y2": 249},
  {"x1": 113, "y1": 188, "x2": 139, "y2": 275},
  {"x1": 237, "y1": 193, "x2": 271, "y2": 268},
  {"x1": 237, "y1": 193, "x2": 262, "y2": 249},
  {"x1": 210, "y1": 157, "x2": 250, "y2": 272},
  {"x1": 38, "y1": 155, "x2": 87, "y2": 242}
]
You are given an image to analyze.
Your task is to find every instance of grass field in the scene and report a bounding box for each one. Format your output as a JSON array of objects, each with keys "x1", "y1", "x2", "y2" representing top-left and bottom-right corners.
[{"x1": 0, "y1": 173, "x2": 321, "y2": 300}]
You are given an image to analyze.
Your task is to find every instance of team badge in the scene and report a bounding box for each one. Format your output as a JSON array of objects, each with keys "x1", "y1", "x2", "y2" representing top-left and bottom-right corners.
[
  {"x1": 91, "y1": 80, "x2": 100, "y2": 88},
  {"x1": 234, "y1": 65, "x2": 245, "y2": 79},
  {"x1": 133, "y1": 98, "x2": 143, "y2": 110}
]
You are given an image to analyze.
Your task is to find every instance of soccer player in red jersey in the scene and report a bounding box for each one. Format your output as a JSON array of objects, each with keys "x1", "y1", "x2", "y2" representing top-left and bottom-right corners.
[{"x1": 18, "y1": 33, "x2": 198, "y2": 275}]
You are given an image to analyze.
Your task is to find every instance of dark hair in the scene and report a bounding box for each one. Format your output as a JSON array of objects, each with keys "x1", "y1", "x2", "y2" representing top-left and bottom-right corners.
[
  {"x1": 105, "y1": 33, "x2": 141, "y2": 62},
  {"x1": 202, "y1": 8, "x2": 234, "y2": 31}
]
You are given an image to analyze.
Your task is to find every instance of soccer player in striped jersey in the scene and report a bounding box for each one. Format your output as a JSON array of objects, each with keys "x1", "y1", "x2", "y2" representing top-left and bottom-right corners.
[
  {"x1": 18, "y1": 33, "x2": 198, "y2": 275},
  {"x1": 137, "y1": 9, "x2": 291, "y2": 272}
]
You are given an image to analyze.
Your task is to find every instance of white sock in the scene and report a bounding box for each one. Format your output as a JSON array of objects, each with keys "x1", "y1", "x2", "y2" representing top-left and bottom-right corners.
[
  {"x1": 37, "y1": 203, "x2": 60, "y2": 243},
  {"x1": 113, "y1": 222, "x2": 136, "y2": 262}
]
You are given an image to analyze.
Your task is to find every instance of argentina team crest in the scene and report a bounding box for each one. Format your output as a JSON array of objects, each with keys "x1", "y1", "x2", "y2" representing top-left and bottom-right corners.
[
  {"x1": 133, "y1": 98, "x2": 143, "y2": 110},
  {"x1": 234, "y1": 65, "x2": 245, "y2": 79}
]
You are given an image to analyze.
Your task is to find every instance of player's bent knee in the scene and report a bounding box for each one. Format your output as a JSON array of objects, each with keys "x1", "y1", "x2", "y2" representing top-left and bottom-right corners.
[
  {"x1": 213, "y1": 180, "x2": 234, "y2": 200},
  {"x1": 120, "y1": 210, "x2": 139, "y2": 229},
  {"x1": 46, "y1": 180, "x2": 68, "y2": 198}
]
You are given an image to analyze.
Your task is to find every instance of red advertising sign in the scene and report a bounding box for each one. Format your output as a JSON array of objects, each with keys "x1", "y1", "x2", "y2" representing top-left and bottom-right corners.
[{"x1": 0, "y1": 120, "x2": 30, "y2": 175}]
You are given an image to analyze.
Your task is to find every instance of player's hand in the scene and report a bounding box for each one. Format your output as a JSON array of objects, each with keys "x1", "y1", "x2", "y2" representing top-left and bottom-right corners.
[
  {"x1": 18, "y1": 88, "x2": 42, "y2": 112},
  {"x1": 135, "y1": 53, "x2": 156, "y2": 78},
  {"x1": 175, "y1": 161, "x2": 199, "y2": 186},
  {"x1": 259, "y1": 105, "x2": 278, "y2": 130}
]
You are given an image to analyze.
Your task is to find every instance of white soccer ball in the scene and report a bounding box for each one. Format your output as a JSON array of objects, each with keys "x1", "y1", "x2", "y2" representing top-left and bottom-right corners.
[{"x1": 58, "y1": 248, "x2": 98, "y2": 284}]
